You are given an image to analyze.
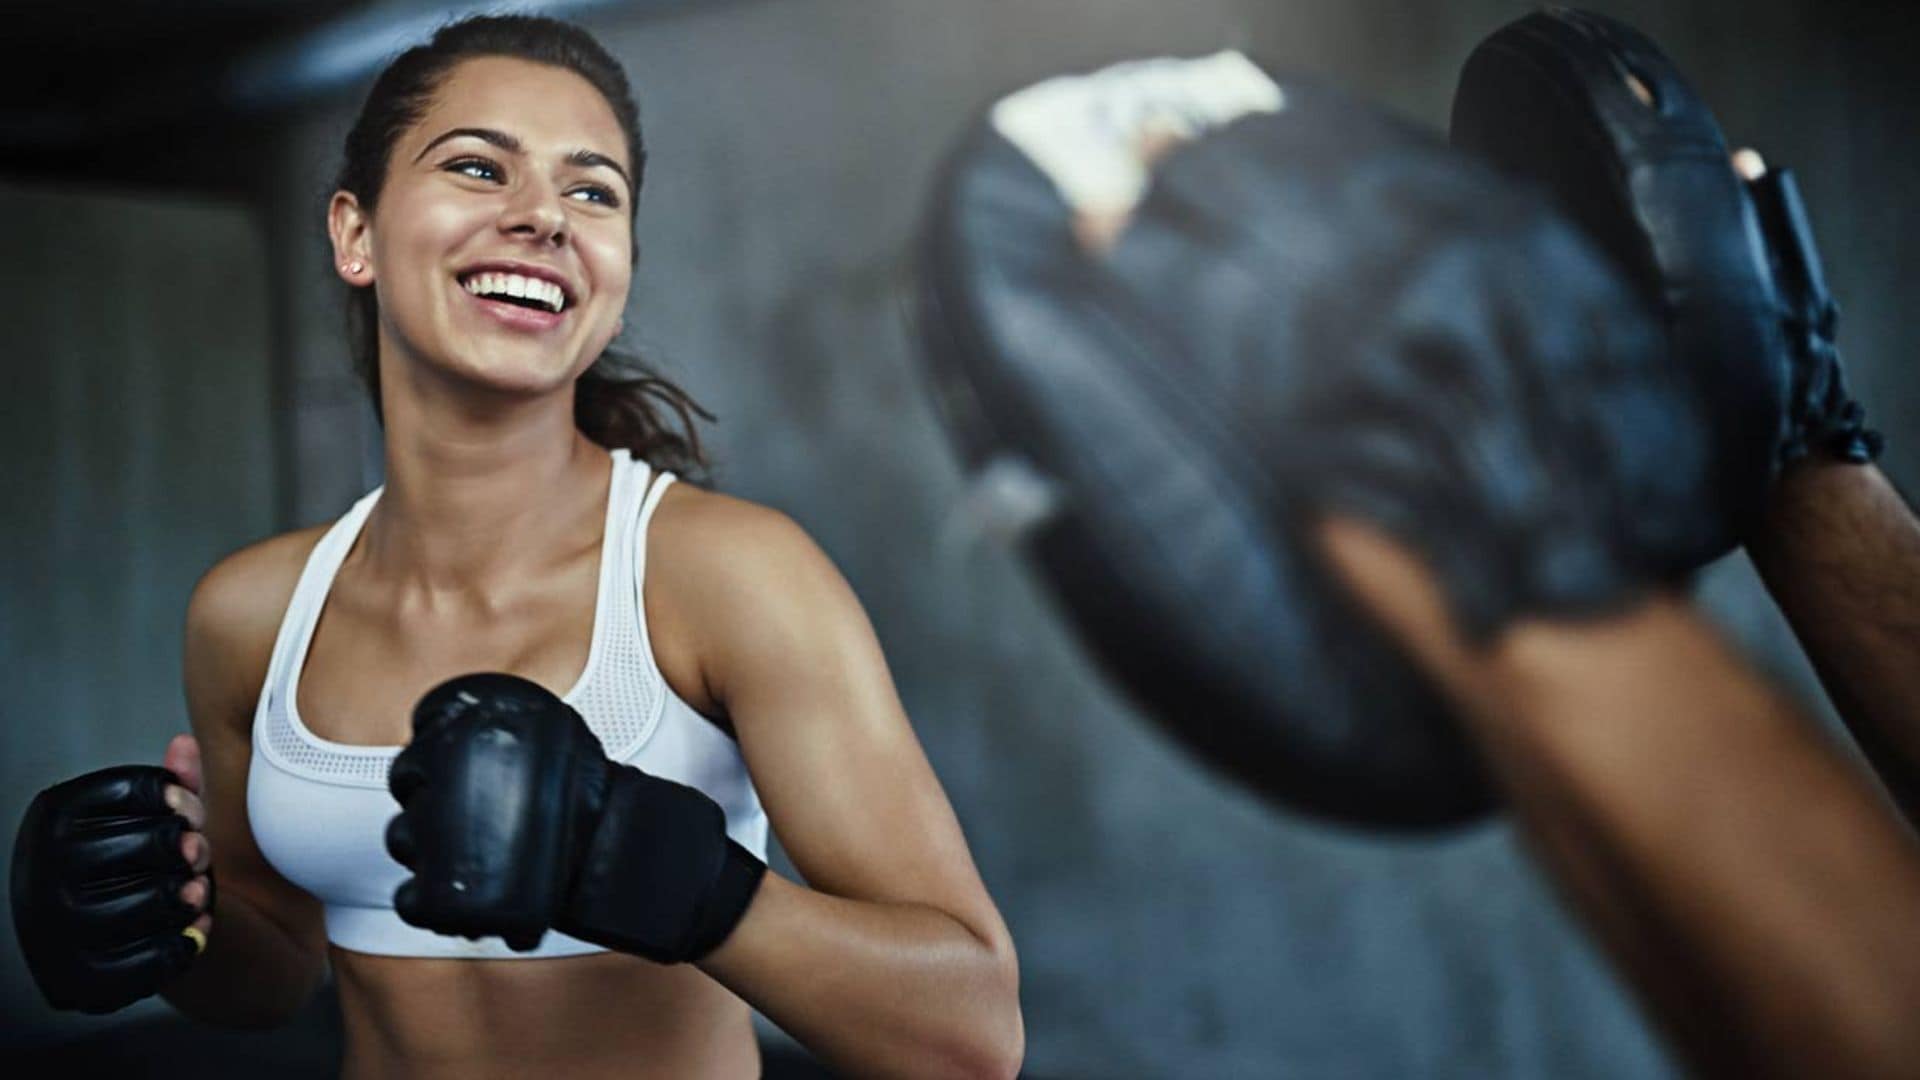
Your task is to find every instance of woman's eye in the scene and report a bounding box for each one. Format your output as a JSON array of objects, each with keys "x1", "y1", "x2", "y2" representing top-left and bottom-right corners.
[
  {"x1": 446, "y1": 158, "x2": 502, "y2": 182},
  {"x1": 568, "y1": 184, "x2": 621, "y2": 208}
]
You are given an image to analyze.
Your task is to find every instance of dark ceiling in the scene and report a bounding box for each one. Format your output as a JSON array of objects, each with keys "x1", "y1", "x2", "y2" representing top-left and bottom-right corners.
[
  {"x1": 0, "y1": 0, "x2": 695, "y2": 192},
  {"x1": 1, "y1": 1, "x2": 376, "y2": 188},
  {"x1": 7, "y1": 1, "x2": 365, "y2": 77},
  {"x1": 4, "y1": 1, "x2": 372, "y2": 120}
]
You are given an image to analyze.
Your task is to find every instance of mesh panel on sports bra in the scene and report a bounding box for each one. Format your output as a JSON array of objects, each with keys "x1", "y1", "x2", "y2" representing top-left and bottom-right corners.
[
  {"x1": 571, "y1": 601, "x2": 662, "y2": 757},
  {"x1": 261, "y1": 695, "x2": 396, "y2": 787}
]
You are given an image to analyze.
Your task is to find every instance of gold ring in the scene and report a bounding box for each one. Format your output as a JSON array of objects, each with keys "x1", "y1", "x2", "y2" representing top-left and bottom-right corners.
[{"x1": 181, "y1": 926, "x2": 208, "y2": 956}]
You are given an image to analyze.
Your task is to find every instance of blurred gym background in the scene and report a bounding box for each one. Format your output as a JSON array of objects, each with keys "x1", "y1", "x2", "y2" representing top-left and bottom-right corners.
[{"x1": 3, "y1": 1, "x2": 1914, "y2": 1075}]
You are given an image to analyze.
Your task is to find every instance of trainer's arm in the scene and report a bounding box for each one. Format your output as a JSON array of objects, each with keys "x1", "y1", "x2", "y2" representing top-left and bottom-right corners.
[
  {"x1": 159, "y1": 546, "x2": 330, "y2": 1028},
  {"x1": 1745, "y1": 459, "x2": 1920, "y2": 820},
  {"x1": 1320, "y1": 517, "x2": 1920, "y2": 1080},
  {"x1": 667, "y1": 495, "x2": 1023, "y2": 1080}
]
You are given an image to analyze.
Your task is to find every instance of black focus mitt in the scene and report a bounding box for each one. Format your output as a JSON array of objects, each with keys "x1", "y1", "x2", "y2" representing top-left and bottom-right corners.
[
  {"x1": 916, "y1": 54, "x2": 1718, "y2": 827},
  {"x1": 1452, "y1": 8, "x2": 1882, "y2": 556}
]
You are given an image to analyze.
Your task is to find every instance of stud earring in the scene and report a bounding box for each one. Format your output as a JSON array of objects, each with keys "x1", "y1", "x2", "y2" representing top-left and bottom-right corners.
[{"x1": 343, "y1": 261, "x2": 365, "y2": 275}]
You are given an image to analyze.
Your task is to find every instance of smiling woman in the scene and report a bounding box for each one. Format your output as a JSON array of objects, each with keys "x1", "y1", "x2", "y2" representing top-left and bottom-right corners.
[
  {"x1": 332, "y1": 18, "x2": 709, "y2": 477},
  {"x1": 2, "y1": 13, "x2": 1022, "y2": 1080}
]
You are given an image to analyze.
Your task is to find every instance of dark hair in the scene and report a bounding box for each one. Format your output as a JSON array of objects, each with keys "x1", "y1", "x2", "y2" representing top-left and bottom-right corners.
[{"x1": 335, "y1": 14, "x2": 711, "y2": 479}]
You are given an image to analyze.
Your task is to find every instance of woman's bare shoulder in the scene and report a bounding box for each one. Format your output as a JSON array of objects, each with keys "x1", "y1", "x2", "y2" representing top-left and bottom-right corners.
[
  {"x1": 649, "y1": 483, "x2": 824, "y2": 592},
  {"x1": 648, "y1": 482, "x2": 869, "y2": 649},
  {"x1": 652, "y1": 481, "x2": 792, "y2": 532},
  {"x1": 646, "y1": 483, "x2": 879, "y2": 718},
  {"x1": 184, "y1": 525, "x2": 331, "y2": 720}
]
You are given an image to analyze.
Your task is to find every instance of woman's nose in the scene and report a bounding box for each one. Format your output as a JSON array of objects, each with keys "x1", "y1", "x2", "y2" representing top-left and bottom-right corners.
[{"x1": 499, "y1": 180, "x2": 567, "y2": 245}]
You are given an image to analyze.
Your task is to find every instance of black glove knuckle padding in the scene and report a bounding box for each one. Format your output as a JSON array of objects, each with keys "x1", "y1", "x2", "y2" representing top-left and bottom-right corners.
[
  {"x1": 11, "y1": 765, "x2": 203, "y2": 1013},
  {"x1": 388, "y1": 673, "x2": 610, "y2": 950},
  {"x1": 68, "y1": 875, "x2": 197, "y2": 946},
  {"x1": 382, "y1": 811, "x2": 417, "y2": 868},
  {"x1": 916, "y1": 66, "x2": 1719, "y2": 828},
  {"x1": 62, "y1": 813, "x2": 186, "y2": 881},
  {"x1": 385, "y1": 746, "x2": 430, "y2": 804},
  {"x1": 388, "y1": 672, "x2": 764, "y2": 960},
  {"x1": 391, "y1": 878, "x2": 425, "y2": 928}
]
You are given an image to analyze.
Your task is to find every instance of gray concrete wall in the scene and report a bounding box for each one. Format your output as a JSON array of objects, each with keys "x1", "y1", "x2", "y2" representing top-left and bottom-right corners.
[
  {"x1": 9, "y1": 0, "x2": 1915, "y2": 1074},
  {"x1": 1, "y1": 185, "x2": 275, "y2": 1043}
]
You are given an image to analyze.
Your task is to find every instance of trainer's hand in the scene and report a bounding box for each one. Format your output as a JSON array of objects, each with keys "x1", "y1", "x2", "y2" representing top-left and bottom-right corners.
[
  {"x1": 10, "y1": 739, "x2": 215, "y2": 1014},
  {"x1": 386, "y1": 673, "x2": 764, "y2": 962},
  {"x1": 1315, "y1": 515, "x2": 1502, "y2": 719},
  {"x1": 1316, "y1": 515, "x2": 1706, "y2": 741}
]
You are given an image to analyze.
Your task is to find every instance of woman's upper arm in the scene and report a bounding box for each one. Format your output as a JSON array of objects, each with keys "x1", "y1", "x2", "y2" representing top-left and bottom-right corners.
[
  {"x1": 182, "y1": 531, "x2": 328, "y2": 959},
  {"x1": 662, "y1": 492, "x2": 1012, "y2": 953}
]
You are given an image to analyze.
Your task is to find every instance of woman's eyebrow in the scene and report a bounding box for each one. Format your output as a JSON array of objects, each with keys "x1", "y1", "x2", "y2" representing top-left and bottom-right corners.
[
  {"x1": 568, "y1": 149, "x2": 632, "y2": 193},
  {"x1": 414, "y1": 126, "x2": 631, "y2": 193},
  {"x1": 414, "y1": 126, "x2": 519, "y2": 161}
]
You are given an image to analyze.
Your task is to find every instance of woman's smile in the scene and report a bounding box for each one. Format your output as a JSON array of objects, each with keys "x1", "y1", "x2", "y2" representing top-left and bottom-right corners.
[{"x1": 455, "y1": 263, "x2": 578, "y2": 335}]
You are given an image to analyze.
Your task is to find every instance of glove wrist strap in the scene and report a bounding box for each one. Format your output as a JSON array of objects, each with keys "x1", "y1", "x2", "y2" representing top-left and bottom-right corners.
[
  {"x1": 683, "y1": 840, "x2": 767, "y2": 961},
  {"x1": 558, "y1": 766, "x2": 765, "y2": 964}
]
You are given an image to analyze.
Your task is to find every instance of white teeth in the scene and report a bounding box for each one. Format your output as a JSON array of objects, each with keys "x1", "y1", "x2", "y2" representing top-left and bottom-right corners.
[{"x1": 461, "y1": 271, "x2": 566, "y2": 313}]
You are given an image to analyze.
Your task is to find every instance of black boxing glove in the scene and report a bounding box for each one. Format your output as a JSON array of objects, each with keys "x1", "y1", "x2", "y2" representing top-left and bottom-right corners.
[
  {"x1": 11, "y1": 765, "x2": 208, "y2": 1013},
  {"x1": 386, "y1": 673, "x2": 765, "y2": 963}
]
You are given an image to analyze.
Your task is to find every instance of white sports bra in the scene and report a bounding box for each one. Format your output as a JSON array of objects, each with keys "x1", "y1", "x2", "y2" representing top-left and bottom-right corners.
[{"x1": 247, "y1": 449, "x2": 769, "y2": 959}]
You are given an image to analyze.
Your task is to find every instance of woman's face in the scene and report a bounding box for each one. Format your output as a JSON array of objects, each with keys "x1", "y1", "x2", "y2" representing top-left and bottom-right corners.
[{"x1": 349, "y1": 56, "x2": 636, "y2": 402}]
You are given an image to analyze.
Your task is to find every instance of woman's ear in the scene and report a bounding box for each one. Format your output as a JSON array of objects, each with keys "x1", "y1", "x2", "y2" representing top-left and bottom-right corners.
[{"x1": 329, "y1": 190, "x2": 375, "y2": 285}]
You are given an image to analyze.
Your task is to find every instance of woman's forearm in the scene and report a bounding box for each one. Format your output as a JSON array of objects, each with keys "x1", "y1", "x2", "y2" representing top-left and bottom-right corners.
[
  {"x1": 159, "y1": 888, "x2": 329, "y2": 1029},
  {"x1": 1469, "y1": 600, "x2": 1920, "y2": 1078},
  {"x1": 698, "y1": 872, "x2": 1023, "y2": 1079}
]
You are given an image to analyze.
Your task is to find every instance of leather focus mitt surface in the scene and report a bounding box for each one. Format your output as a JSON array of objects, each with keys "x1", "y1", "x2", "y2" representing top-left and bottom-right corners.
[
  {"x1": 11, "y1": 765, "x2": 205, "y2": 1013},
  {"x1": 915, "y1": 54, "x2": 1718, "y2": 828},
  {"x1": 1452, "y1": 8, "x2": 1882, "y2": 556}
]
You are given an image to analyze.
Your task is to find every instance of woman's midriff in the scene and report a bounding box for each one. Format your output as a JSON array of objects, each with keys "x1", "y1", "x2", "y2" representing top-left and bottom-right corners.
[{"x1": 331, "y1": 945, "x2": 760, "y2": 1079}]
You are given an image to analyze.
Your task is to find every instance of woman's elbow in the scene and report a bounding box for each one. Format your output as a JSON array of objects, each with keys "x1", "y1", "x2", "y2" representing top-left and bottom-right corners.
[
  {"x1": 975, "y1": 936, "x2": 1025, "y2": 1079},
  {"x1": 933, "y1": 1010, "x2": 1024, "y2": 1080},
  {"x1": 925, "y1": 931, "x2": 1024, "y2": 1079},
  {"x1": 987, "y1": 1006, "x2": 1027, "y2": 1080}
]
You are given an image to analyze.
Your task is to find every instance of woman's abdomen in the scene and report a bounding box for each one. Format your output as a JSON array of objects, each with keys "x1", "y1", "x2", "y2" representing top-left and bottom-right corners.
[{"x1": 331, "y1": 946, "x2": 758, "y2": 1079}]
